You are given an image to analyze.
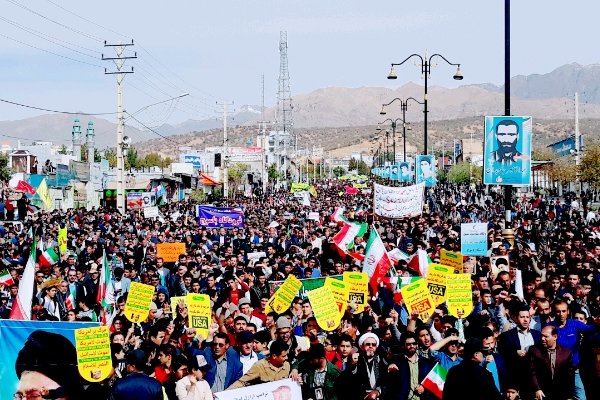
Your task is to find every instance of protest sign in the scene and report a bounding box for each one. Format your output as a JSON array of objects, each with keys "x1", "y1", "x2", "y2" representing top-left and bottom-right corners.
[
  {"x1": 187, "y1": 293, "x2": 211, "y2": 339},
  {"x1": 308, "y1": 211, "x2": 320, "y2": 221},
  {"x1": 426, "y1": 263, "x2": 454, "y2": 306},
  {"x1": 440, "y1": 249, "x2": 463, "y2": 273},
  {"x1": 325, "y1": 277, "x2": 349, "y2": 320},
  {"x1": 344, "y1": 271, "x2": 369, "y2": 314},
  {"x1": 247, "y1": 251, "x2": 267, "y2": 261},
  {"x1": 446, "y1": 274, "x2": 473, "y2": 317},
  {"x1": 75, "y1": 326, "x2": 111, "y2": 382},
  {"x1": 124, "y1": 282, "x2": 155, "y2": 323},
  {"x1": 400, "y1": 278, "x2": 435, "y2": 321},
  {"x1": 214, "y1": 379, "x2": 302, "y2": 400},
  {"x1": 157, "y1": 242, "x2": 186, "y2": 263},
  {"x1": 58, "y1": 226, "x2": 67, "y2": 254},
  {"x1": 171, "y1": 296, "x2": 188, "y2": 312},
  {"x1": 460, "y1": 223, "x2": 489, "y2": 256},
  {"x1": 308, "y1": 286, "x2": 341, "y2": 331},
  {"x1": 266, "y1": 275, "x2": 303, "y2": 314},
  {"x1": 197, "y1": 206, "x2": 245, "y2": 228},
  {"x1": 416, "y1": 155, "x2": 437, "y2": 187},
  {"x1": 0, "y1": 320, "x2": 99, "y2": 400},
  {"x1": 490, "y1": 255, "x2": 509, "y2": 280},
  {"x1": 269, "y1": 275, "x2": 344, "y2": 299},
  {"x1": 143, "y1": 206, "x2": 159, "y2": 219},
  {"x1": 126, "y1": 192, "x2": 143, "y2": 209},
  {"x1": 373, "y1": 182, "x2": 424, "y2": 219}
]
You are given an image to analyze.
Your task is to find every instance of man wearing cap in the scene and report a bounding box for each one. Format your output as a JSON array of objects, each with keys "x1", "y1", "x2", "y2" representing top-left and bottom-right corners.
[
  {"x1": 442, "y1": 337, "x2": 503, "y2": 400},
  {"x1": 110, "y1": 349, "x2": 164, "y2": 400},
  {"x1": 275, "y1": 316, "x2": 302, "y2": 364},
  {"x1": 337, "y1": 332, "x2": 388, "y2": 400},
  {"x1": 238, "y1": 298, "x2": 263, "y2": 329},
  {"x1": 175, "y1": 354, "x2": 213, "y2": 400},
  {"x1": 295, "y1": 343, "x2": 341, "y2": 400},
  {"x1": 235, "y1": 331, "x2": 265, "y2": 374}
]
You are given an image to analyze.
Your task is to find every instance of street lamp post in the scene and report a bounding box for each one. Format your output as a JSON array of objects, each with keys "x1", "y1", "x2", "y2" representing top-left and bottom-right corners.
[
  {"x1": 387, "y1": 54, "x2": 463, "y2": 154},
  {"x1": 380, "y1": 97, "x2": 424, "y2": 162}
]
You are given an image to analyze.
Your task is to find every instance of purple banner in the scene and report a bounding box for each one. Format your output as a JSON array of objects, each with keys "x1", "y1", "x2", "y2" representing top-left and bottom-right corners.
[{"x1": 197, "y1": 206, "x2": 245, "y2": 228}]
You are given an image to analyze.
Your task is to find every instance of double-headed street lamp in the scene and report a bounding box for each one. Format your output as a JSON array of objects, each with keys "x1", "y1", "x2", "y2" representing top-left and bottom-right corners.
[
  {"x1": 377, "y1": 118, "x2": 402, "y2": 163},
  {"x1": 380, "y1": 97, "x2": 423, "y2": 162},
  {"x1": 387, "y1": 53, "x2": 463, "y2": 154}
]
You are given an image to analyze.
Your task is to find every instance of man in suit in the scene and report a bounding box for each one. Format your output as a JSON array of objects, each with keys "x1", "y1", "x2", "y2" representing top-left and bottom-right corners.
[
  {"x1": 529, "y1": 325, "x2": 574, "y2": 400},
  {"x1": 498, "y1": 304, "x2": 542, "y2": 398},
  {"x1": 191, "y1": 332, "x2": 243, "y2": 392}
]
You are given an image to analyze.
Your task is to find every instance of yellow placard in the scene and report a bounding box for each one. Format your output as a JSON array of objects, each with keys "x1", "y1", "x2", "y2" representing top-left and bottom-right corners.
[
  {"x1": 308, "y1": 286, "x2": 341, "y2": 331},
  {"x1": 343, "y1": 271, "x2": 368, "y2": 314},
  {"x1": 75, "y1": 326, "x2": 112, "y2": 382},
  {"x1": 440, "y1": 249, "x2": 463, "y2": 273},
  {"x1": 325, "y1": 277, "x2": 349, "y2": 319},
  {"x1": 426, "y1": 263, "x2": 454, "y2": 306},
  {"x1": 446, "y1": 273, "x2": 474, "y2": 317},
  {"x1": 124, "y1": 282, "x2": 155, "y2": 323},
  {"x1": 156, "y1": 242, "x2": 187, "y2": 263},
  {"x1": 401, "y1": 278, "x2": 435, "y2": 321},
  {"x1": 171, "y1": 295, "x2": 188, "y2": 312},
  {"x1": 58, "y1": 226, "x2": 67, "y2": 254},
  {"x1": 265, "y1": 275, "x2": 303, "y2": 314},
  {"x1": 187, "y1": 293, "x2": 212, "y2": 339}
]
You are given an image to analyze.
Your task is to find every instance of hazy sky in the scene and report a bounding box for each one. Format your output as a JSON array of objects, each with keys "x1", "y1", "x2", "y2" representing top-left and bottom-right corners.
[{"x1": 0, "y1": 0, "x2": 598, "y2": 130}]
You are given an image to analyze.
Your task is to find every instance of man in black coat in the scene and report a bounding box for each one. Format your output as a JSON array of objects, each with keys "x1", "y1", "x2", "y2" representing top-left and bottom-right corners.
[
  {"x1": 443, "y1": 338, "x2": 503, "y2": 400},
  {"x1": 528, "y1": 325, "x2": 574, "y2": 400},
  {"x1": 109, "y1": 350, "x2": 163, "y2": 400}
]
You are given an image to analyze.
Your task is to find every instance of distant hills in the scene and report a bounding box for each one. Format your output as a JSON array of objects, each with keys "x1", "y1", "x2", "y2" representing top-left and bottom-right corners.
[{"x1": 2, "y1": 63, "x2": 600, "y2": 152}]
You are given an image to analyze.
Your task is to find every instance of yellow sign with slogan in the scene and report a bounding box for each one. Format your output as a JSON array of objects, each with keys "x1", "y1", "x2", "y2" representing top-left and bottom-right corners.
[
  {"x1": 426, "y1": 263, "x2": 454, "y2": 306},
  {"x1": 187, "y1": 293, "x2": 212, "y2": 339},
  {"x1": 265, "y1": 275, "x2": 303, "y2": 314},
  {"x1": 343, "y1": 271, "x2": 369, "y2": 314},
  {"x1": 446, "y1": 273, "x2": 474, "y2": 317},
  {"x1": 171, "y1": 295, "x2": 188, "y2": 313},
  {"x1": 156, "y1": 242, "x2": 187, "y2": 263},
  {"x1": 400, "y1": 278, "x2": 435, "y2": 321},
  {"x1": 440, "y1": 249, "x2": 464, "y2": 273},
  {"x1": 308, "y1": 286, "x2": 341, "y2": 331},
  {"x1": 75, "y1": 326, "x2": 112, "y2": 382},
  {"x1": 124, "y1": 282, "x2": 155, "y2": 323},
  {"x1": 325, "y1": 277, "x2": 349, "y2": 319}
]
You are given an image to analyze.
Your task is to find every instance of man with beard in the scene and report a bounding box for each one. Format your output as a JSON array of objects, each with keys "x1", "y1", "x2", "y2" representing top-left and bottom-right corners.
[
  {"x1": 336, "y1": 332, "x2": 388, "y2": 400},
  {"x1": 491, "y1": 119, "x2": 521, "y2": 165},
  {"x1": 387, "y1": 332, "x2": 435, "y2": 400}
]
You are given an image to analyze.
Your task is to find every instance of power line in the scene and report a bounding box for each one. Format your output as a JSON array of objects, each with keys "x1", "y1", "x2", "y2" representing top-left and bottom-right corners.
[
  {"x1": 4, "y1": 0, "x2": 103, "y2": 42},
  {"x1": 0, "y1": 132, "x2": 69, "y2": 143},
  {"x1": 0, "y1": 32, "x2": 103, "y2": 68},
  {"x1": 0, "y1": 97, "x2": 116, "y2": 115},
  {"x1": 125, "y1": 112, "x2": 181, "y2": 145}
]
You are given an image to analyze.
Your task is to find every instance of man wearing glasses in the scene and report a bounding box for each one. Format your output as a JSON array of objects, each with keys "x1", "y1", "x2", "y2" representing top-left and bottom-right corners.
[
  {"x1": 337, "y1": 332, "x2": 388, "y2": 400},
  {"x1": 192, "y1": 332, "x2": 243, "y2": 393},
  {"x1": 387, "y1": 332, "x2": 434, "y2": 400}
]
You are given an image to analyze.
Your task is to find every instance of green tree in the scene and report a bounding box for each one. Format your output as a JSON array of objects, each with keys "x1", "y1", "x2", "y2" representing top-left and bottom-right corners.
[
  {"x1": 228, "y1": 163, "x2": 249, "y2": 193},
  {"x1": 267, "y1": 163, "x2": 281, "y2": 182},
  {"x1": 0, "y1": 153, "x2": 11, "y2": 182},
  {"x1": 578, "y1": 144, "x2": 600, "y2": 187},
  {"x1": 126, "y1": 147, "x2": 140, "y2": 169},
  {"x1": 58, "y1": 144, "x2": 68, "y2": 155},
  {"x1": 447, "y1": 162, "x2": 471, "y2": 184},
  {"x1": 357, "y1": 160, "x2": 370, "y2": 176},
  {"x1": 333, "y1": 166, "x2": 346, "y2": 178},
  {"x1": 141, "y1": 153, "x2": 163, "y2": 168},
  {"x1": 348, "y1": 158, "x2": 358, "y2": 171},
  {"x1": 103, "y1": 148, "x2": 117, "y2": 167}
]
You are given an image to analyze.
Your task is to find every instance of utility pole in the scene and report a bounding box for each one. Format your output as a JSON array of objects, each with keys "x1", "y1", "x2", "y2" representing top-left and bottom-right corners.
[
  {"x1": 103, "y1": 40, "x2": 136, "y2": 214},
  {"x1": 217, "y1": 101, "x2": 234, "y2": 198},
  {"x1": 504, "y1": 0, "x2": 512, "y2": 224},
  {"x1": 575, "y1": 92, "x2": 581, "y2": 195}
]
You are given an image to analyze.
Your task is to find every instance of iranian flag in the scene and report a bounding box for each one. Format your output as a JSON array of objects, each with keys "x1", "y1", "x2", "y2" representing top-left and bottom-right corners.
[
  {"x1": 39, "y1": 248, "x2": 59, "y2": 267},
  {"x1": 10, "y1": 239, "x2": 36, "y2": 320},
  {"x1": 331, "y1": 207, "x2": 347, "y2": 224},
  {"x1": 421, "y1": 362, "x2": 447, "y2": 399},
  {"x1": 333, "y1": 221, "x2": 367, "y2": 255},
  {"x1": 97, "y1": 249, "x2": 111, "y2": 308},
  {"x1": 362, "y1": 228, "x2": 393, "y2": 292},
  {"x1": 407, "y1": 249, "x2": 431, "y2": 277},
  {"x1": 0, "y1": 270, "x2": 15, "y2": 286}
]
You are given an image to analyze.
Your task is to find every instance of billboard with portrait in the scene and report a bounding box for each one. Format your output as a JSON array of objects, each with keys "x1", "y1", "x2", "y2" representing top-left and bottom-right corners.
[
  {"x1": 398, "y1": 162, "x2": 413, "y2": 183},
  {"x1": 415, "y1": 155, "x2": 437, "y2": 187},
  {"x1": 483, "y1": 116, "x2": 532, "y2": 186},
  {"x1": 389, "y1": 164, "x2": 400, "y2": 181}
]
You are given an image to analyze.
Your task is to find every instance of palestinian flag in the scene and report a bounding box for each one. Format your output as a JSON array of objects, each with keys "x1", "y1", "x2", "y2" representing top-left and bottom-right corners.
[
  {"x1": 421, "y1": 362, "x2": 447, "y2": 399},
  {"x1": 39, "y1": 248, "x2": 59, "y2": 267},
  {"x1": 97, "y1": 249, "x2": 111, "y2": 308},
  {"x1": 362, "y1": 227, "x2": 393, "y2": 293},
  {"x1": 408, "y1": 249, "x2": 431, "y2": 277},
  {"x1": 333, "y1": 222, "x2": 367, "y2": 255},
  {"x1": 331, "y1": 207, "x2": 347, "y2": 224},
  {"x1": 0, "y1": 270, "x2": 15, "y2": 286}
]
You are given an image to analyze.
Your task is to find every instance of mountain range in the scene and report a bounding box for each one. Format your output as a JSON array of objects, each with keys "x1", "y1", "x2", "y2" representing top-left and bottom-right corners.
[{"x1": 2, "y1": 63, "x2": 600, "y2": 151}]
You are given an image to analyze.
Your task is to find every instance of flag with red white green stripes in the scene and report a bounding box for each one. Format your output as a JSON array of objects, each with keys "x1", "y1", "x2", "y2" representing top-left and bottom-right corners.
[
  {"x1": 421, "y1": 362, "x2": 447, "y2": 399},
  {"x1": 0, "y1": 269, "x2": 15, "y2": 287}
]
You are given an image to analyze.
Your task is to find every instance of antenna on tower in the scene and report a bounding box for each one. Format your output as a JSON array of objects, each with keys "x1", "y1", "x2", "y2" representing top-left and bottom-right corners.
[{"x1": 276, "y1": 31, "x2": 295, "y2": 153}]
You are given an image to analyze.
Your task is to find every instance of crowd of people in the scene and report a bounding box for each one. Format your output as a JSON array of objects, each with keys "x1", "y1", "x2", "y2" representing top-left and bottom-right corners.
[{"x1": 2, "y1": 179, "x2": 600, "y2": 400}]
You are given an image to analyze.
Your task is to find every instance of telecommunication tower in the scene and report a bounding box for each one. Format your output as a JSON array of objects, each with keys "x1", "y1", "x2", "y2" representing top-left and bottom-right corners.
[{"x1": 276, "y1": 31, "x2": 295, "y2": 153}]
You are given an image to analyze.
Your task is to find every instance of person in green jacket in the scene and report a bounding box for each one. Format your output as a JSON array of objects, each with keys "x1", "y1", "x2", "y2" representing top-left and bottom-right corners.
[{"x1": 296, "y1": 344, "x2": 341, "y2": 400}]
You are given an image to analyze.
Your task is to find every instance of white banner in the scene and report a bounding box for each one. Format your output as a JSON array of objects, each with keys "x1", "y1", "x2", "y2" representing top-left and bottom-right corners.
[
  {"x1": 215, "y1": 379, "x2": 302, "y2": 400},
  {"x1": 373, "y1": 182, "x2": 424, "y2": 219},
  {"x1": 143, "y1": 206, "x2": 159, "y2": 219}
]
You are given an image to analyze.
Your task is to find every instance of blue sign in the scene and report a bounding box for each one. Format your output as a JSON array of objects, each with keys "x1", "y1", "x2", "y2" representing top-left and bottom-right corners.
[
  {"x1": 460, "y1": 223, "x2": 489, "y2": 256},
  {"x1": 183, "y1": 154, "x2": 202, "y2": 169},
  {"x1": 197, "y1": 205, "x2": 245, "y2": 228},
  {"x1": 398, "y1": 162, "x2": 413, "y2": 182},
  {"x1": 416, "y1": 155, "x2": 437, "y2": 187},
  {"x1": 0, "y1": 320, "x2": 98, "y2": 400},
  {"x1": 389, "y1": 164, "x2": 400, "y2": 181},
  {"x1": 483, "y1": 116, "x2": 532, "y2": 186},
  {"x1": 455, "y1": 142, "x2": 462, "y2": 157},
  {"x1": 547, "y1": 136, "x2": 583, "y2": 157}
]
